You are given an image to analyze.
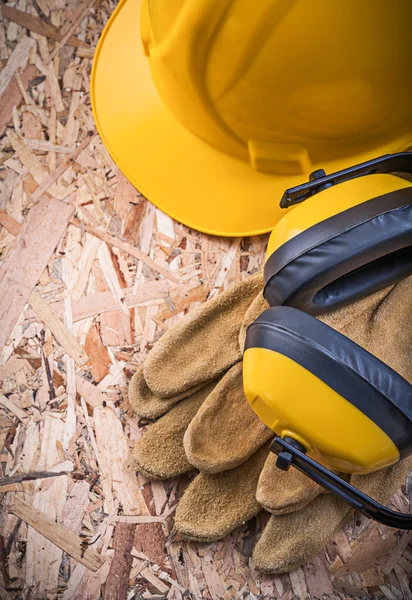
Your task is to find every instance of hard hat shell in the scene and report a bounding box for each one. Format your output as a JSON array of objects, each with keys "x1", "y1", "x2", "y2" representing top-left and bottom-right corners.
[{"x1": 92, "y1": 0, "x2": 412, "y2": 236}]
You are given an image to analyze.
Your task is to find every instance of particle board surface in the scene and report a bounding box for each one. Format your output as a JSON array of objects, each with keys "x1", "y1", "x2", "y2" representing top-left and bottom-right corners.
[{"x1": 0, "y1": 1, "x2": 411, "y2": 599}]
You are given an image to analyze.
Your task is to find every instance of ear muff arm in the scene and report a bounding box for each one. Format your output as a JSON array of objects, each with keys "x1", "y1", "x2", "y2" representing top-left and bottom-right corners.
[
  {"x1": 281, "y1": 152, "x2": 412, "y2": 209},
  {"x1": 271, "y1": 437, "x2": 412, "y2": 530}
]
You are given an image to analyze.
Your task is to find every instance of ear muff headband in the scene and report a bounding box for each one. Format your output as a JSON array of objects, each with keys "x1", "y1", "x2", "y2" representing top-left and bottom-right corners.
[
  {"x1": 264, "y1": 152, "x2": 412, "y2": 315},
  {"x1": 281, "y1": 152, "x2": 412, "y2": 209}
]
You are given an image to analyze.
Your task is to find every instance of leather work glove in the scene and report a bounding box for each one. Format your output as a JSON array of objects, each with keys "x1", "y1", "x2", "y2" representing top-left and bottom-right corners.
[
  {"x1": 129, "y1": 274, "x2": 412, "y2": 573},
  {"x1": 130, "y1": 273, "x2": 322, "y2": 527},
  {"x1": 129, "y1": 272, "x2": 271, "y2": 481},
  {"x1": 250, "y1": 274, "x2": 412, "y2": 573},
  {"x1": 130, "y1": 272, "x2": 263, "y2": 421}
]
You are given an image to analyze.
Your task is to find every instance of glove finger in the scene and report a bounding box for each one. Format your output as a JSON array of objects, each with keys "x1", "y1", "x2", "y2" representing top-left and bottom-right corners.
[
  {"x1": 253, "y1": 494, "x2": 349, "y2": 574},
  {"x1": 144, "y1": 272, "x2": 263, "y2": 398},
  {"x1": 358, "y1": 276, "x2": 412, "y2": 381},
  {"x1": 174, "y1": 443, "x2": 269, "y2": 542},
  {"x1": 184, "y1": 362, "x2": 272, "y2": 473},
  {"x1": 239, "y1": 290, "x2": 269, "y2": 351},
  {"x1": 132, "y1": 381, "x2": 217, "y2": 479},
  {"x1": 318, "y1": 286, "x2": 390, "y2": 334},
  {"x1": 129, "y1": 366, "x2": 207, "y2": 419},
  {"x1": 238, "y1": 276, "x2": 388, "y2": 356},
  {"x1": 256, "y1": 453, "x2": 326, "y2": 515},
  {"x1": 254, "y1": 456, "x2": 412, "y2": 574},
  {"x1": 252, "y1": 279, "x2": 412, "y2": 574}
]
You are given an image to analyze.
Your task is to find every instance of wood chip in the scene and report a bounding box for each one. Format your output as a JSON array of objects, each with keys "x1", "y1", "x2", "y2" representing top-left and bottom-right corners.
[
  {"x1": 29, "y1": 290, "x2": 89, "y2": 366},
  {"x1": 0, "y1": 64, "x2": 39, "y2": 137},
  {"x1": 62, "y1": 480, "x2": 90, "y2": 533},
  {"x1": 380, "y1": 584, "x2": 403, "y2": 600},
  {"x1": 393, "y1": 564, "x2": 412, "y2": 600},
  {"x1": 29, "y1": 132, "x2": 97, "y2": 205},
  {"x1": 98, "y1": 242, "x2": 127, "y2": 313},
  {"x1": 0, "y1": 467, "x2": 70, "y2": 489},
  {"x1": 333, "y1": 579, "x2": 373, "y2": 598},
  {"x1": 76, "y1": 375, "x2": 108, "y2": 408},
  {"x1": 7, "y1": 130, "x2": 60, "y2": 197},
  {"x1": 105, "y1": 523, "x2": 136, "y2": 600},
  {"x1": 110, "y1": 516, "x2": 164, "y2": 524},
  {"x1": 71, "y1": 234, "x2": 101, "y2": 301},
  {"x1": 70, "y1": 218, "x2": 179, "y2": 283},
  {"x1": 382, "y1": 532, "x2": 412, "y2": 575},
  {"x1": 0, "y1": 195, "x2": 73, "y2": 353},
  {"x1": 0, "y1": 36, "x2": 36, "y2": 96},
  {"x1": 94, "y1": 406, "x2": 149, "y2": 516},
  {"x1": 2, "y1": 5, "x2": 90, "y2": 50},
  {"x1": 84, "y1": 323, "x2": 112, "y2": 382},
  {"x1": 0, "y1": 394, "x2": 28, "y2": 423},
  {"x1": 0, "y1": 356, "x2": 25, "y2": 379},
  {"x1": 12, "y1": 496, "x2": 105, "y2": 572},
  {"x1": 115, "y1": 171, "x2": 138, "y2": 221},
  {"x1": 35, "y1": 50, "x2": 65, "y2": 113},
  {"x1": 33, "y1": 280, "x2": 170, "y2": 322},
  {"x1": 23, "y1": 414, "x2": 68, "y2": 593},
  {"x1": 47, "y1": 0, "x2": 97, "y2": 64},
  {"x1": 131, "y1": 557, "x2": 170, "y2": 594},
  {"x1": 329, "y1": 528, "x2": 397, "y2": 577},
  {"x1": 289, "y1": 568, "x2": 309, "y2": 600}
]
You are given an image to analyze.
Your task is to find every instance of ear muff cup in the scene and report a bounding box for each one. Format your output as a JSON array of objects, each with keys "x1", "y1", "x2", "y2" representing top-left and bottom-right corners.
[
  {"x1": 244, "y1": 306, "x2": 412, "y2": 459},
  {"x1": 264, "y1": 188, "x2": 412, "y2": 315}
]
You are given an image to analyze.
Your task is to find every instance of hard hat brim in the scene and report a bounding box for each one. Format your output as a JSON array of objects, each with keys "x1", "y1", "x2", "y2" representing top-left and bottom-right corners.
[
  {"x1": 91, "y1": 0, "x2": 292, "y2": 236},
  {"x1": 91, "y1": 0, "x2": 411, "y2": 237}
]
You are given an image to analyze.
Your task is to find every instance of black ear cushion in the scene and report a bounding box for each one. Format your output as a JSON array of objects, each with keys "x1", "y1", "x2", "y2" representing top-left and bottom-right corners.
[
  {"x1": 264, "y1": 188, "x2": 412, "y2": 315},
  {"x1": 245, "y1": 306, "x2": 412, "y2": 458}
]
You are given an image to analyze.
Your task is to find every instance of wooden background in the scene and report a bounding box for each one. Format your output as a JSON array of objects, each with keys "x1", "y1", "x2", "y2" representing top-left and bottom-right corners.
[{"x1": 0, "y1": 0, "x2": 411, "y2": 598}]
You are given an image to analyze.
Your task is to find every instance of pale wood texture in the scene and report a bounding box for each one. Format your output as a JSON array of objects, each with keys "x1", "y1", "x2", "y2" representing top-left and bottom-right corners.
[
  {"x1": 0, "y1": 36, "x2": 35, "y2": 96},
  {"x1": 0, "y1": 196, "x2": 74, "y2": 353},
  {"x1": 70, "y1": 217, "x2": 179, "y2": 283},
  {"x1": 0, "y1": 1, "x2": 411, "y2": 598},
  {"x1": 0, "y1": 64, "x2": 40, "y2": 137},
  {"x1": 12, "y1": 496, "x2": 104, "y2": 572},
  {"x1": 29, "y1": 290, "x2": 89, "y2": 366},
  {"x1": 24, "y1": 415, "x2": 69, "y2": 594},
  {"x1": 94, "y1": 405, "x2": 149, "y2": 516},
  {"x1": 2, "y1": 5, "x2": 90, "y2": 50}
]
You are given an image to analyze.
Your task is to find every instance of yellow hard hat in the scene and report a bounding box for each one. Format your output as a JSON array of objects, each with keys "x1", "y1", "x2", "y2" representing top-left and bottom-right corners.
[{"x1": 91, "y1": 0, "x2": 412, "y2": 236}]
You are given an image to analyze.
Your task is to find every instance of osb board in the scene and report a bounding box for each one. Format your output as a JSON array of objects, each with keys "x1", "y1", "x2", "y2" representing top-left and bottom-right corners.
[{"x1": 0, "y1": 1, "x2": 411, "y2": 599}]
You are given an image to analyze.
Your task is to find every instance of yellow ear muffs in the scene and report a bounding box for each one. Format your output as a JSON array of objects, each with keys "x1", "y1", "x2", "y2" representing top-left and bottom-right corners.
[
  {"x1": 243, "y1": 306, "x2": 412, "y2": 528},
  {"x1": 264, "y1": 154, "x2": 412, "y2": 314}
]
